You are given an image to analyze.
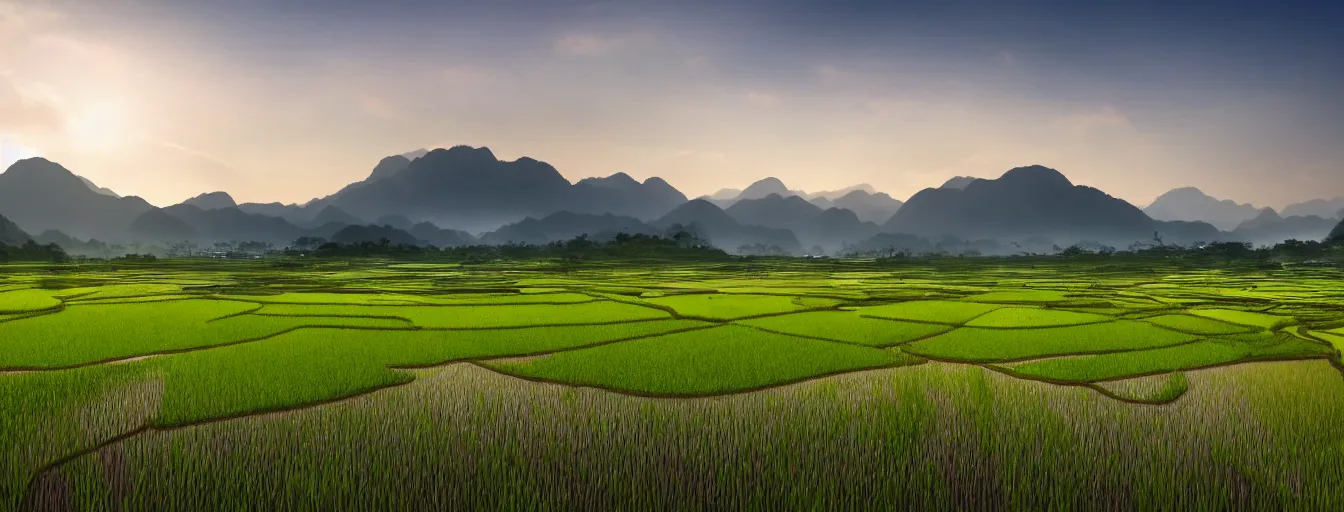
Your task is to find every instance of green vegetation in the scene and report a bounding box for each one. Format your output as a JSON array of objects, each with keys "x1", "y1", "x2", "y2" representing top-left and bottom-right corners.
[
  {"x1": 644, "y1": 293, "x2": 842, "y2": 320},
  {"x1": 858, "y1": 300, "x2": 1001, "y2": 324},
  {"x1": 3, "y1": 256, "x2": 1344, "y2": 510},
  {"x1": 735, "y1": 311, "x2": 950, "y2": 346},
  {"x1": 904, "y1": 321, "x2": 1198, "y2": 362},
  {"x1": 1003, "y1": 334, "x2": 1334, "y2": 382},
  {"x1": 485, "y1": 325, "x2": 921, "y2": 395}
]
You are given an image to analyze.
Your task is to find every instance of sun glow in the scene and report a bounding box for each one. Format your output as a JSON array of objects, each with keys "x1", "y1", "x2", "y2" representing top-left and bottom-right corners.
[
  {"x1": 0, "y1": 135, "x2": 40, "y2": 170},
  {"x1": 65, "y1": 101, "x2": 134, "y2": 151}
]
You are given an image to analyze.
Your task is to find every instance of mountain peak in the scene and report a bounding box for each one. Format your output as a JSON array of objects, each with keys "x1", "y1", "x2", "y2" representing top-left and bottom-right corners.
[
  {"x1": 367, "y1": 155, "x2": 412, "y2": 182},
  {"x1": 577, "y1": 172, "x2": 639, "y2": 189},
  {"x1": 997, "y1": 165, "x2": 1073, "y2": 188},
  {"x1": 940, "y1": 176, "x2": 981, "y2": 190},
  {"x1": 182, "y1": 191, "x2": 238, "y2": 210},
  {"x1": 740, "y1": 177, "x2": 790, "y2": 200}
]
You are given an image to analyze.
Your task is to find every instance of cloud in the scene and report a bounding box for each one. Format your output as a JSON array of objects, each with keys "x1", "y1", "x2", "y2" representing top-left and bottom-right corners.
[
  {"x1": 144, "y1": 136, "x2": 238, "y2": 178},
  {"x1": 358, "y1": 94, "x2": 397, "y2": 120},
  {"x1": 814, "y1": 64, "x2": 849, "y2": 80},
  {"x1": 1059, "y1": 106, "x2": 1132, "y2": 133},
  {"x1": 554, "y1": 33, "x2": 617, "y2": 56},
  {"x1": 552, "y1": 32, "x2": 652, "y2": 57},
  {"x1": 746, "y1": 91, "x2": 780, "y2": 107},
  {"x1": 997, "y1": 51, "x2": 1018, "y2": 66},
  {"x1": 0, "y1": 74, "x2": 66, "y2": 132},
  {"x1": 439, "y1": 65, "x2": 495, "y2": 87}
]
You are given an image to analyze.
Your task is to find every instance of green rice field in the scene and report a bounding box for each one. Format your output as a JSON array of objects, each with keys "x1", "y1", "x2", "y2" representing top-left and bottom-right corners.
[{"x1": 3, "y1": 258, "x2": 1344, "y2": 510}]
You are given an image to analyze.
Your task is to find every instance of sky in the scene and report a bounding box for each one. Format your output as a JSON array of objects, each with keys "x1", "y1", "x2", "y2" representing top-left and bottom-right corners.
[{"x1": 1, "y1": 0, "x2": 1341, "y2": 209}]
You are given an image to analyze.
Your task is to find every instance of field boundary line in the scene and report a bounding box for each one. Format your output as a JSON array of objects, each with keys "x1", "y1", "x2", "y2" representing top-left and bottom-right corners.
[{"x1": 470, "y1": 359, "x2": 929, "y2": 400}]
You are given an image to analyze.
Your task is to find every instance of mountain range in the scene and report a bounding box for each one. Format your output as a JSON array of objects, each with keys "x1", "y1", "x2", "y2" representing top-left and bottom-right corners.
[
  {"x1": 0, "y1": 147, "x2": 1339, "y2": 256},
  {"x1": 1143, "y1": 187, "x2": 1263, "y2": 231}
]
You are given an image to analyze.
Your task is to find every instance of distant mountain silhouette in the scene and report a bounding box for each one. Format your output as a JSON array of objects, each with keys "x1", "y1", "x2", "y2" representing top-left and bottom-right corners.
[
  {"x1": 0, "y1": 213, "x2": 30, "y2": 245},
  {"x1": 569, "y1": 173, "x2": 689, "y2": 220},
  {"x1": 127, "y1": 208, "x2": 197, "y2": 242},
  {"x1": 1328, "y1": 218, "x2": 1344, "y2": 244},
  {"x1": 375, "y1": 214, "x2": 415, "y2": 231},
  {"x1": 481, "y1": 211, "x2": 658, "y2": 245},
  {"x1": 1282, "y1": 198, "x2": 1344, "y2": 219},
  {"x1": 1143, "y1": 187, "x2": 1260, "y2": 231},
  {"x1": 726, "y1": 193, "x2": 824, "y2": 230},
  {"x1": 0, "y1": 158, "x2": 154, "y2": 240},
  {"x1": 655, "y1": 199, "x2": 803, "y2": 254},
  {"x1": 31, "y1": 230, "x2": 106, "y2": 255},
  {"x1": 830, "y1": 190, "x2": 904, "y2": 224},
  {"x1": 1229, "y1": 208, "x2": 1337, "y2": 246},
  {"x1": 125, "y1": 204, "x2": 310, "y2": 245},
  {"x1": 366, "y1": 155, "x2": 412, "y2": 183},
  {"x1": 738, "y1": 177, "x2": 794, "y2": 200},
  {"x1": 408, "y1": 222, "x2": 476, "y2": 247},
  {"x1": 400, "y1": 149, "x2": 430, "y2": 161},
  {"x1": 940, "y1": 176, "x2": 981, "y2": 190},
  {"x1": 707, "y1": 188, "x2": 741, "y2": 200},
  {"x1": 1234, "y1": 208, "x2": 1283, "y2": 232},
  {"x1": 330, "y1": 224, "x2": 421, "y2": 246},
  {"x1": 806, "y1": 183, "x2": 878, "y2": 201},
  {"x1": 886, "y1": 165, "x2": 1166, "y2": 246},
  {"x1": 78, "y1": 176, "x2": 121, "y2": 198},
  {"x1": 310, "y1": 146, "x2": 687, "y2": 233},
  {"x1": 308, "y1": 205, "x2": 365, "y2": 228},
  {"x1": 236, "y1": 202, "x2": 309, "y2": 225},
  {"x1": 181, "y1": 191, "x2": 238, "y2": 211}
]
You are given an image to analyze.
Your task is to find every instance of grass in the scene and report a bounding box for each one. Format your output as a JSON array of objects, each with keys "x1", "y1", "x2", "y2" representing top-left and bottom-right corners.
[
  {"x1": 1189, "y1": 308, "x2": 1296, "y2": 330},
  {"x1": 1093, "y1": 372, "x2": 1189, "y2": 403},
  {"x1": 485, "y1": 325, "x2": 924, "y2": 395},
  {"x1": 0, "y1": 300, "x2": 413, "y2": 369},
  {"x1": 734, "y1": 311, "x2": 950, "y2": 346},
  {"x1": 0, "y1": 289, "x2": 61, "y2": 313},
  {"x1": 1141, "y1": 314, "x2": 1257, "y2": 335},
  {"x1": 3, "y1": 259, "x2": 1344, "y2": 510},
  {"x1": 857, "y1": 300, "x2": 1001, "y2": 324},
  {"x1": 643, "y1": 293, "x2": 842, "y2": 320},
  {"x1": 903, "y1": 321, "x2": 1198, "y2": 362},
  {"x1": 152, "y1": 319, "x2": 711, "y2": 425},
  {"x1": 1002, "y1": 335, "x2": 1335, "y2": 382},
  {"x1": 962, "y1": 307, "x2": 1113, "y2": 328}
]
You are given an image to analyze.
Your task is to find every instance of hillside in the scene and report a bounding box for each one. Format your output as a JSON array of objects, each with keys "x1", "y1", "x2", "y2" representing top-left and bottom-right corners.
[
  {"x1": 1143, "y1": 187, "x2": 1260, "y2": 231},
  {"x1": 0, "y1": 158, "x2": 154, "y2": 240},
  {"x1": 886, "y1": 165, "x2": 1161, "y2": 246}
]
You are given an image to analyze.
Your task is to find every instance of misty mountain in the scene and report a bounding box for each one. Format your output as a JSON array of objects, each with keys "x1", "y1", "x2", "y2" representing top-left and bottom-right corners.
[
  {"x1": 830, "y1": 190, "x2": 904, "y2": 224},
  {"x1": 0, "y1": 213, "x2": 30, "y2": 246},
  {"x1": 330, "y1": 224, "x2": 422, "y2": 246},
  {"x1": 0, "y1": 158, "x2": 155, "y2": 240},
  {"x1": 1328, "y1": 218, "x2": 1344, "y2": 244},
  {"x1": 79, "y1": 176, "x2": 121, "y2": 198},
  {"x1": 409, "y1": 222, "x2": 476, "y2": 247},
  {"x1": 1282, "y1": 198, "x2": 1344, "y2": 219},
  {"x1": 806, "y1": 183, "x2": 878, "y2": 201},
  {"x1": 311, "y1": 146, "x2": 686, "y2": 233},
  {"x1": 376, "y1": 214, "x2": 415, "y2": 231},
  {"x1": 236, "y1": 202, "x2": 310, "y2": 225},
  {"x1": 1228, "y1": 208, "x2": 1338, "y2": 246},
  {"x1": 481, "y1": 212, "x2": 659, "y2": 245},
  {"x1": 886, "y1": 165, "x2": 1164, "y2": 246},
  {"x1": 126, "y1": 205, "x2": 308, "y2": 244},
  {"x1": 726, "y1": 193, "x2": 824, "y2": 231},
  {"x1": 654, "y1": 199, "x2": 803, "y2": 254},
  {"x1": 707, "y1": 188, "x2": 741, "y2": 200},
  {"x1": 738, "y1": 177, "x2": 797, "y2": 200},
  {"x1": 569, "y1": 173, "x2": 689, "y2": 220},
  {"x1": 940, "y1": 176, "x2": 981, "y2": 190},
  {"x1": 182, "y1": 191, "x2": 238, "y2": 211},
  {"x1": 127, "y1": 208, "x2": 197, "y2": 242},
  {"x1": 1142, "y1": 187, "x2": 1261, "y2": 231},
  {"x1": 400, "y1": 149, "x2": 430, "y2": 161},
  {"x1": 366, "y1": 155, "x2": 412, "y2": 183},
  {"x1": 309, "y1": 205, "x2": 365, "y2": 228}
]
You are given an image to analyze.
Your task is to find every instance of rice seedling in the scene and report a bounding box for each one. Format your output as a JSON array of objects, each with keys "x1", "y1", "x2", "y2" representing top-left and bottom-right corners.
[
  {"x1": 1002, "y1": 334, "x2": 1334, "y2": 382},
  {"x1": 643, "y1": 293, "x2": 843, "y2": 320},
  {"x1": 734, "y1": 311, "x2": 950, "y2": 346},
  {"x1": 857, "y1": 300, "x2": 1001, "y2": 324},
  {"x1": 485, "y1": 325, "x2": 923, "y2": 395},
  {"x1": 962, "y1": 307, "x2": 1113, "y2": 328},
  {"x1": 902, "y1": 321, "x2": 1198, "y2": 362}
]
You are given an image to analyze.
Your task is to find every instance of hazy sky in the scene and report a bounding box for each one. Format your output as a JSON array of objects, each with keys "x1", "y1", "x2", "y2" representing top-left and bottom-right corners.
[{"x1": 1, "y1": 0, "x2": 1341, "y2": 208}]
